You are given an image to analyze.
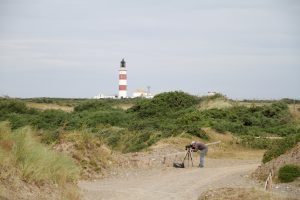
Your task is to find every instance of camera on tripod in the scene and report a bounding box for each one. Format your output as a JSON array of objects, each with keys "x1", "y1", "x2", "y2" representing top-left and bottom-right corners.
[
  {"x1": 173, "y1": 144, "x2": 195, "y2": 168},
  {"x1": 185, "y1": 144, "x2": 194, "y2": 150}
]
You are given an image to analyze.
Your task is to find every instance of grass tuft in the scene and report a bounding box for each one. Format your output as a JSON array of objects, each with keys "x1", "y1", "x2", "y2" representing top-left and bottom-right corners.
[{"x1": 0, "y1": 122, "x2": 80, "y2": 186}]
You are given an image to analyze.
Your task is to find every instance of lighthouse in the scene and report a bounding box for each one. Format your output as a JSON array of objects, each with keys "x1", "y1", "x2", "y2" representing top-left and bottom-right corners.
[{"x1": 118, "y1": 59, "x2": 127, "y2": 98}]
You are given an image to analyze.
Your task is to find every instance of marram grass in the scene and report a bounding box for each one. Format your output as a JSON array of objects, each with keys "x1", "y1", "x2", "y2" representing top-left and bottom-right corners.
[{"x1": 0, "y1": 122, "x2": 80, "y2": 185}]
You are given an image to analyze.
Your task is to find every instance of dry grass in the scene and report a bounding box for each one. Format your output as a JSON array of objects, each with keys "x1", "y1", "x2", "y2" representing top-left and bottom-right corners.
[
  {"x1": 237, "y1": 102, "x2": 272, "y2": 107},
  {"x1": 289, "y1": 104, "x2": 300, "y2": 128},
  {"x1": 0, "y1": 122, "x2": 80, "y2": 184},
  {"x1": 198, "y1": 187, "x2": 297, "y2": 200},
  {"x1": 150, "y1": 128, "x2": 264, "y2": 160},
  {"x1": 54, "y1": 130, "x2": 115, "y2": 179},
  {"x1": 26, "y1": 102, "x2": 74, "y2": 112},
  {"x1": 198, "y1": 99, "x2": 233, "y2": 110},
  {"x1": 112, "y1": 103, "x2": 134, "y2": 110},
  {"x1": 0, "y1": 122, "x2": 81, "y2": 199},
  {"x1": 202, "y1": 128, "x2": 265, "y2": 160},
  {"x1": 207, "y1": 145, "x2": 264, "y2": 160}
]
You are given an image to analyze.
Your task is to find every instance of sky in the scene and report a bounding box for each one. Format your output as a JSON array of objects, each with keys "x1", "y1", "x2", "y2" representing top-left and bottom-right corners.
[{"x1": 0, "y1": 0, "x2": 299, "y2": 99}]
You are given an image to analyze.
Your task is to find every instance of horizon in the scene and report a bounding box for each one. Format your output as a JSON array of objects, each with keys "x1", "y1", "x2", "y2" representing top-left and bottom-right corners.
[
  {"x1": 1, "y1": 0, "x2": 300, "y2": 99},
  {"x1": 1, "y1": 91, "x2": 299, "y2": 101}
]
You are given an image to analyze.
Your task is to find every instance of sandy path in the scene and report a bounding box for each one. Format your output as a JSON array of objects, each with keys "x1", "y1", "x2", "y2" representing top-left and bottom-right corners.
[{"x1": 79, "y1": 159, "x2": 260, "y2": 200}]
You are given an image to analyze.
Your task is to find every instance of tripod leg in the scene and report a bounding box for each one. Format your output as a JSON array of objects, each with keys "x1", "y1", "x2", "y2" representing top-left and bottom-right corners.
[
  {"x1": 189, "y1": 150, "x2": 193, "y2": 167},
  {"x1": 188, "y1": 150, "x2": 192, "y2": 167},
  {"x1": 188, "y1": 152, "x2": 190, "y2": 167},
  {"x1": 190, "y1": 151, "x2": 193, "y2": 167},
  {"x1": 182, "y1": 151, "x2": 188, "y2": 165}
]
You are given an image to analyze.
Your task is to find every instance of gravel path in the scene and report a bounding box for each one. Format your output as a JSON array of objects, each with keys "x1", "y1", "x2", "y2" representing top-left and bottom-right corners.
[{"x1": 79, "y1": 159, "x2": 260, "y2": 200}]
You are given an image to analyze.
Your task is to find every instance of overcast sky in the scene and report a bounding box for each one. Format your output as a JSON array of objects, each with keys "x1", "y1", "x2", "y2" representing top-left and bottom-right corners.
[{"x1": 0, "y1": 0, "x2": 299, "y2": 99}]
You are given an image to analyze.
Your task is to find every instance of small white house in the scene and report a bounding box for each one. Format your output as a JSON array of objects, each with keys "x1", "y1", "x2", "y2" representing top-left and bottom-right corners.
[
  {"x1": 93, "y1": 93, "x2": 116, "y2": 99},
  {"x1": 207, "y1": 91, "x2": 217, "y2": 96},
  {"x1": 133, "y1": 89, "x2": 147, "y2": 98},
  {"x1": 132, "y1": 88, "x2": 154, "y2": 98}
]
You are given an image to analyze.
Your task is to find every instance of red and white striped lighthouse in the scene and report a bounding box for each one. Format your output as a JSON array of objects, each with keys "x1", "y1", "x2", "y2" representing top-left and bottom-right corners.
[{"x1": 118, "y1": 59, "x2": 127, "y2": 98}]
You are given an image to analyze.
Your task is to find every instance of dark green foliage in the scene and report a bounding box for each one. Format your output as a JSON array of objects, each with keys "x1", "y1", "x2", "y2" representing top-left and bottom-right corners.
[
  {"x1": 0, "y1": 99, "x2": 29, "y2": 115},
  {"x1": 262, "y1": 133, "x2": 300, "y2": 163},
  {"x1": 278, "y1": 165, "x2": 300, "y2": 183},
  {"x1": 208, "y1": 102, "x2": 294, "y2": 136},
  {"x1": 79, "y1": 110, "x2": 131, "y2": 127},
  {"x1": 281, "y1": 98, "x2": 300, "y2": 104},
  {"x1": 185, "y1": 124, "x2": 209, "y2": 139},
  {"x1": 5, "y1": 113, "x2": 33, "y2": 129},
  {"x1": 0, "y1": 100, "x2": 37, "y2": 129},
  {"x1": 74, "y1": 100, "x2": 112, "y2": 112},
  {"x1": 31, "y1": 110, "x2": 70, "y2": 130},
  {"x1": 30, "y1": 98, "x2": 54, "y2": 104},
  {"x1": 0, "y1": 94, "x2": 299, "y2": 152},
  {"x1": 129, "y1": 91, "x2": 199, "y2": 117}
]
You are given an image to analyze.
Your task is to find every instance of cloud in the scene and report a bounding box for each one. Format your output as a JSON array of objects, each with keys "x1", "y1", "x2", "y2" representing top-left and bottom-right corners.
[{"x1": 0, "y1": 0, "x2": 299, "y2": 98}]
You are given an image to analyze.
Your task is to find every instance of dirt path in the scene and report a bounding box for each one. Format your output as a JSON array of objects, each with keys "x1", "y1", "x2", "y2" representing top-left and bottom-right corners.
[{"x1": 79, "y1": 159, "x2": 260, "y2": 200}]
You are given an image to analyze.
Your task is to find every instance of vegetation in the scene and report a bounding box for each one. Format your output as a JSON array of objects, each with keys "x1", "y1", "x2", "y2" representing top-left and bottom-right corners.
[
  {"x1": 262, "y1": 133, "x2": 300, "y2": 163},
  {"x1": 278, "y1": 164, "x2": 300, "y2": 183},
  {"x1": 238, "y1": 136, "x2": 273, "y2": 149},
  {"x1": 0, "y1": 92, "x2": 299, "y2": 153},
  {"x1": 0, "y1": 122, "x2": 80, "y2": 185}
]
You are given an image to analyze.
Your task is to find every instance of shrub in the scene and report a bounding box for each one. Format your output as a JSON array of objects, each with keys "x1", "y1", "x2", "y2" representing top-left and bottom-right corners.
[
  {"x1": 0, "y1": 99, "x2": 28, "y2": 115},
  {"x1": 262, "y1": 133, "x2": 300, "y2": 163},
  {"x1": 278, "y1": 165, "x2": 300, "y2": 183},
  {"x1": 5, "y1": 113, "x2": 32, "y2": 129},
  {"x1": 30, "y1": 98, "x2": 54, "y2": 104},
  {"x1": 31, "y1": 109, "x2": 70, "y2": 130},
  {"x1": 129, "y1": 91, "x2": 199, "y2": 117},
  {"x1": 185, "y1": 124, "x2": 209, "y2": 140},
  {"x1": 74, "y1": 100, "x2": 111, "y2": 112}
]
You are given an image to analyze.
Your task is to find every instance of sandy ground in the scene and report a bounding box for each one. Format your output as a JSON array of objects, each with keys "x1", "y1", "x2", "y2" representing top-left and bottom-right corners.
[{"x1": 79, "y1": 159, "x2": 261, "y2": 200}]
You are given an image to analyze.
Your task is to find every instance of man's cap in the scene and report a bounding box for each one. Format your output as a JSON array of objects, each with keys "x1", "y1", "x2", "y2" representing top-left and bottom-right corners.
[{"x1": 191, "y1": 141, "x2": 196, "y2": 145}]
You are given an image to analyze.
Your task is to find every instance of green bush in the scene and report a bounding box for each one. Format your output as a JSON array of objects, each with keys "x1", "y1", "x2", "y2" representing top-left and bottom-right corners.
[
  {"x1": 262, "y1": 133, "x2": 300, "y2": 163},
  {"x1": 30, "y1": 98, "x2": 54, "y2": 104},
  {"x1": 5, "y1": 113, "x2": 32, "y2": 129},
  {"x1": 31, "y1": 110, "x2": 70, "y2": 130},
  {"x1": 278, "y1": 165, "x2": 300, "y2": 183},
  {"x1": 74, "y1": 100, "x2": 111, "y2": 112},
  {"x1": 0, "y1": 97, "x2": 299, "y2": 153},
  {"x1": 129, "y1": 91, "x2": 199, "y2": 117},
  {"x1": 185, "y1": 124, "x2": 209, "y2": 140},
  {"x1": 0, "y1": 99, "x2": 28, "y2": 115}
]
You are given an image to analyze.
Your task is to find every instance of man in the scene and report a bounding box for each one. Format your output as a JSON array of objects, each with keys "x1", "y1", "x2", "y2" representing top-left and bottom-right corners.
[{"x1": 191, "y1": 141, "x2": 208, "y2": 168}]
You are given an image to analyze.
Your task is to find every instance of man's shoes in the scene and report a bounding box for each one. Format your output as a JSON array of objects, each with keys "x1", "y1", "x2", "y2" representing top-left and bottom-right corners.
[{"x1": 199, "y1": 164, "x2": 204, "y2": 168}]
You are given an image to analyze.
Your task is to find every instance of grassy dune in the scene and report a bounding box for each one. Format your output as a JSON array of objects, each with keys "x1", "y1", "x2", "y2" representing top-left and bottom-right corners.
[{"x1": 0, "y1": 122, "x2": 80, "y2": 199}]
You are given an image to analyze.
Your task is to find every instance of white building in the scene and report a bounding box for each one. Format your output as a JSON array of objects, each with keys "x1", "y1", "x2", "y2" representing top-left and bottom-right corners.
[
  {"x1": 93, "y1": 93, "x2": 116, "y2": 99},
  {"x1": 207, "y1": 91, "x2": 217, "y2": 96},
  {"x1": 133, "y1": 88, "x2": 154, "y2": 98}
]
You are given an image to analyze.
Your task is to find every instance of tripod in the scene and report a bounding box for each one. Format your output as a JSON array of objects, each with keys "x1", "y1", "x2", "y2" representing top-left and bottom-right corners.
[{"x1": 182, "y1": 148, "x2": 194, "y2": 167}]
